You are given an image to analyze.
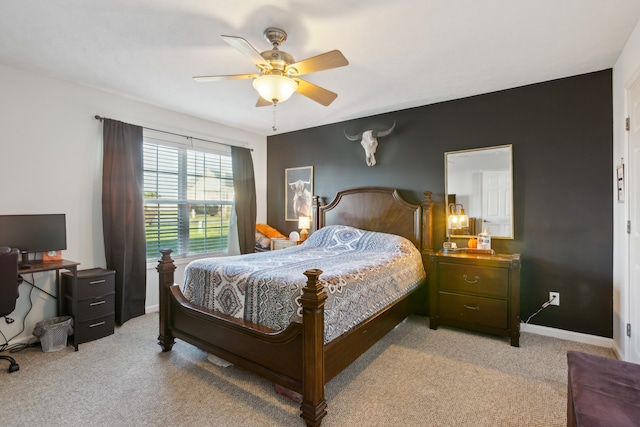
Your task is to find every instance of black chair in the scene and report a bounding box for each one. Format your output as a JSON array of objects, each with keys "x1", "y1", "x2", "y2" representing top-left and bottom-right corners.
[{"x1": 0, "y1": 247, "x2": 21, "y2": 373}]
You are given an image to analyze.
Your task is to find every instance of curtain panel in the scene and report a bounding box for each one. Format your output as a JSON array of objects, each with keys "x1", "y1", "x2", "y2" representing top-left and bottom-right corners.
[
  {"x1": 231, "y1": 146, "x2": 256, "y2": 254},
  {"x1": 102, "y1": 119, "x2": 146, "y2": 325}
]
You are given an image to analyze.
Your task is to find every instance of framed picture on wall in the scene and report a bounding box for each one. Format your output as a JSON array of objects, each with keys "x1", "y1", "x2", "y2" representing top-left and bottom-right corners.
[{"x1": 285, "y1": 166, "x2": 313, "y2": 221}]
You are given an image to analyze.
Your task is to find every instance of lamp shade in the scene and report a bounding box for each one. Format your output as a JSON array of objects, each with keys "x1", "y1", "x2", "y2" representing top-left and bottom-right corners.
[
  {"x1": 447, "y1": 214, "x2": 460, "y2": 230},
  {"x1": 298, "y1": 216, "x2": 311, "y2": 230},
  {"x1": 252, "y1": 75, "x2": 298, "y2": 104},
  {"x1": 458, "y1": 208, "x2": 469, "y2": 229}
]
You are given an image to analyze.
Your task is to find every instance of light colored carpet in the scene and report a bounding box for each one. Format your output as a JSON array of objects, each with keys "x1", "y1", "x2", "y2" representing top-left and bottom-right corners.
[{"x1": 0, "y1": 313, "x2": 614, "y2": 427}]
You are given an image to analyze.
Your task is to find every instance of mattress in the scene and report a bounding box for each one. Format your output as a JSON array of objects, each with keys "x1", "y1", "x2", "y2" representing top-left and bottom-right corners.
[{"x1": 182, "y1": 225, "x2": 426, "y2": 343}]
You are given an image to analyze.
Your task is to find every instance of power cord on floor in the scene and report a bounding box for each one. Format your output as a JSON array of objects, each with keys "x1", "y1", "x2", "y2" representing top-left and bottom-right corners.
[
  {"x1": 0, "y1": 280, "x2": 33, "y2": 351},
  {"x1": 524, "y1": 294, "x2": 557, "y2": 324}
]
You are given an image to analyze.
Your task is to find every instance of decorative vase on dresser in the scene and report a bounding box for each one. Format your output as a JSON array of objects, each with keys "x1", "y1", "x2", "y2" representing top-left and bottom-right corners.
[{"x1": 428, "y1": 251, "x2": 521, "y2": 346}]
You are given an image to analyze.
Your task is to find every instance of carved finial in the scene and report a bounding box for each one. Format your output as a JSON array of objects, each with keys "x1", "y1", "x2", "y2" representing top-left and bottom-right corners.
[{"x1": 300, "y1": 269, "x2": 327, "y2": 307}]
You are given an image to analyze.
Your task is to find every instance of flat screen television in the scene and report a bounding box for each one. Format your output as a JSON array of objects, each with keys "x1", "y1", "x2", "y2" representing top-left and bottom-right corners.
[{"x1": 0, "y1": 214, "x2": 67, "y2": 267}]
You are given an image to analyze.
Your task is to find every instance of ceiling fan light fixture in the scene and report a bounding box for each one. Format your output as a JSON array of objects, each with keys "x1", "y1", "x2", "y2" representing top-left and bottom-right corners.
[{"x1": 252, "y1": 74, "x2": 298, "y2": 104}]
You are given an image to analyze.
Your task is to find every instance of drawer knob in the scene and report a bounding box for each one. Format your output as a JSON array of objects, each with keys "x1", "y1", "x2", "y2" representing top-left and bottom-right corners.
[
  {"x1": 462, "y1": 274, "x2": 480, "y2": 284},
  {"x1": 89, "y1": 321, "x2": 106, "y2": 328},
  {"x1": 89, "y1": 279, "x2": 106, "y2": 285},
  {"x1": 89, "y1": 300, "x2": 106, "y2": 306},
  {"x1": 463, "y1": 304, "x2": 480, "y2": 311}
]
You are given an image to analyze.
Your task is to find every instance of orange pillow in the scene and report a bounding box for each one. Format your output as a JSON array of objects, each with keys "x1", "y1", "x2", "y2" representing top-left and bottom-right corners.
[{"x1": 256, "y1": 223, "x2": 286, "y2": 239}]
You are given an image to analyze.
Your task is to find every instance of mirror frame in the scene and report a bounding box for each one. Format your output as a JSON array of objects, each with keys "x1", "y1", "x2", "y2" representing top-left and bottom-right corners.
[{"x1": 445, "y1": 144, "x2": 514, "y2": 239}]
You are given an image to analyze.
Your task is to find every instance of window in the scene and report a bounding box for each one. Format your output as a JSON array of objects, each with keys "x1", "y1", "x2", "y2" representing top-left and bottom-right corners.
[{"x1": 143, "y1": 133, "x2": 234, "y2": 260}]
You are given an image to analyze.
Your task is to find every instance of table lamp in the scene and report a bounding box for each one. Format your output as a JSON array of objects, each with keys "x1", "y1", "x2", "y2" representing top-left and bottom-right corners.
[{"x1": 298, "y1": 216, "x2": 311, "y2": 241}]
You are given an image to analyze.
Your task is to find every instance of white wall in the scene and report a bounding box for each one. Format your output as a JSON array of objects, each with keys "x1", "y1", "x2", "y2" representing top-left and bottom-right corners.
[
  {"x1": 612, "y1": 18, "x2": 640, "y2": 359},
  {"x1": 0, "y1": 63, "x2": 267, "y2": 345}
]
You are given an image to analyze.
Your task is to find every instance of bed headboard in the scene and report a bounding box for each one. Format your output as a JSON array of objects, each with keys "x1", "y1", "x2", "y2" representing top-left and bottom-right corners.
[{"x1": 313, "y1": 187, "x2": 433, "y2": 252}]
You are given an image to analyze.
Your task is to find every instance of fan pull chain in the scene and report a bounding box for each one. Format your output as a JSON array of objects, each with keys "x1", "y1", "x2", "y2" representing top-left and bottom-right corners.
[{"x1": 272, "y1": 102, "x2": 278, "y2": 132}]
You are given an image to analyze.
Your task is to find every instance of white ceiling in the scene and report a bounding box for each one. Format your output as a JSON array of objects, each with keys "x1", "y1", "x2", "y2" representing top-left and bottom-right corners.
[{"x1": 1, "y1": 0, "x2": 639, "y2": 136}]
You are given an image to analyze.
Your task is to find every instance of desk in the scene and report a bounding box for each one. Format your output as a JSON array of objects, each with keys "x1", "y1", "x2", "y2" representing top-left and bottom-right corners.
[{"x1": 19, "y1": 259, "x2": 80, "y2": 350}]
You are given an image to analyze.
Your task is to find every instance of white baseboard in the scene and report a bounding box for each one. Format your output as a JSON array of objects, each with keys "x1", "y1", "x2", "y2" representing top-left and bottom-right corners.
[
  {"x1": 145, "y1": 304, "x2": 159, "y2": 313},
  {"x1": 612, "y1": 342, "x2": 624, "y2": 360},
  {"x1": 521, "y1": 322, "x2": 613, "y2": 348}
]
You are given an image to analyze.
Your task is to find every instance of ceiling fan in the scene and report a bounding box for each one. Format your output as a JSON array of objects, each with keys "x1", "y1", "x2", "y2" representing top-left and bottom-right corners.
[{"x1": 193, "y1": 27, "x2": 349, "y2": 107}]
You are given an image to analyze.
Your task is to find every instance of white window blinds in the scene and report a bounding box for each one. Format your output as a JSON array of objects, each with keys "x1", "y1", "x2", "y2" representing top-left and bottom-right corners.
[{"x1": 143, "y1": 133, "x2": 234, "y2": 259}]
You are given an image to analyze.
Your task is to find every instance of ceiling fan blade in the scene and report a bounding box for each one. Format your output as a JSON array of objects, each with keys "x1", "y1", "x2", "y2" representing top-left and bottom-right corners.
[
  {"x1": 221, "y1": 35, "x2": 271, "y2": 70},
  {"x1": 287, "y1": 50, "x2": 348, "y2": 76},
  {"x1": 256, "y1": 96, "x2": 272, "y2": 107},
  {"x1": 193, "y1": 73, "x2": 258, "y2": 82},
  {"x1": 293, "y1": 78, "x2": 338, "y2": 106}
]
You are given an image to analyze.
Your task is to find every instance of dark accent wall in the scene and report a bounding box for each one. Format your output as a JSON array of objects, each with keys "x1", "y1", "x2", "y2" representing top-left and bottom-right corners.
[{"x1": 267, "y1": 69, "x2": 613, "y2": 338}]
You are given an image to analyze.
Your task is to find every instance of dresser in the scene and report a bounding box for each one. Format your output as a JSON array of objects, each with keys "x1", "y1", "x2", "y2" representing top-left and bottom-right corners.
[
  {"x1": 61, "y1": 268, "x2": 115, "y2": 347},
  {"x1": 428, "y1": 252, "x2": 521, "y2": 346}
]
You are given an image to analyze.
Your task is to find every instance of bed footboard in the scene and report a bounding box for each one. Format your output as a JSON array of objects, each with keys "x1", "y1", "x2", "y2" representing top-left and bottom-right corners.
[{"x1": 156, "y1": 249, "x2": 328, "y2": 427}]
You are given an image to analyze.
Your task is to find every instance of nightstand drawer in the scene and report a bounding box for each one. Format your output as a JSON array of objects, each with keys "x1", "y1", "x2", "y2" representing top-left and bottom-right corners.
[
  {"x1": 439, "y1": 262, "x2": 509, "y2": 297},
  {"x1": 75, "y1": 314, "x2": 115, "y2": 344},
  {"x1": 64, "y1": 292, "x2": 115, "y2": 321},
  {"x1": 63, "y1": 268, "x2": 115, "y2": 299},
  {"x1": 439, "y1": 292, "x2": 508, "y2": 329}
]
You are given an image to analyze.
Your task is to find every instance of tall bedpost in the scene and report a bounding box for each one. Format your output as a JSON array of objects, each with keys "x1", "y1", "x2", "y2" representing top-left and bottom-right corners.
[
  {"x1": 299, "y1": 269, "x2": 328, "y2": 427},
  {"x1": 157, "y1": 249, "x2": 176, "y2": 352},
  {"x1": 415, "y1": 191, "x2": 434, "y2": 316},
  {"x1": 421, "y1": 191, "x2": 433, "y2": 252},
  {"x1": 312, "y1": 195, "x2": 324, "y2": 232}
]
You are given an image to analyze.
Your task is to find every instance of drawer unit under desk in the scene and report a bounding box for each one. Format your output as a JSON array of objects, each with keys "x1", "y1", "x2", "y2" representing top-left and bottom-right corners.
[{"x1": 61, "y1": 268, "x2": 115, "y2": 344}]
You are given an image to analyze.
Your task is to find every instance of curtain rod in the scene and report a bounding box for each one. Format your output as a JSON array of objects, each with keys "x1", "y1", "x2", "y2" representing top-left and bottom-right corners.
[{"x1": 94, "y1": 115, "x2": 252, "y2": 151}]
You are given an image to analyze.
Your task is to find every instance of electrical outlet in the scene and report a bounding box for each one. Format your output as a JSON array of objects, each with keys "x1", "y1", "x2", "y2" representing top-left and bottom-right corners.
[{"x1": 549, "y1": 292, "x2": 560, "y2": 306}]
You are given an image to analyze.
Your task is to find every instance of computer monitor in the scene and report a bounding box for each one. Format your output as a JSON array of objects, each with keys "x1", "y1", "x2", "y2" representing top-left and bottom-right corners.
[{"x1": 0, "y1": 214, "x2": 67, "y2": 267}]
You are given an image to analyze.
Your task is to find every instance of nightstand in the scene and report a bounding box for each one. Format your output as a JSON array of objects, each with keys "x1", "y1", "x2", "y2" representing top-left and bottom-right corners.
[
  {"x1": 270, "y1": 238, "x2": 301, "y2": 250},
  {"x1": 429, "y1": 252, "x2": 521, "y2": 346},
  {"x1": 61, "y1": 268, "x2": 115, "y2": 347}
]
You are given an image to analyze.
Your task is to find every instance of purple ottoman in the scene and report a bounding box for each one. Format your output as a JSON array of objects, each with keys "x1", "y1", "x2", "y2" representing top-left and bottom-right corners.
[{"x1": 567, "y1": 350, "x2": 640, "y2": 426}]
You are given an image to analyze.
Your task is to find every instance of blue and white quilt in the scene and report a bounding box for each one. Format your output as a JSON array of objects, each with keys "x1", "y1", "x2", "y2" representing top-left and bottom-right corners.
[{"x1": 182, "y1": 225, "x2": 426, "y2": 343}]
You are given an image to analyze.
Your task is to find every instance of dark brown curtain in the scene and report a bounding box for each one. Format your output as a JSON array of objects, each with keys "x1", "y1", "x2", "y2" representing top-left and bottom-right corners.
[
  {"x1": 231, "y1": 146, "x2": 256, "y2": 254},
  {"x1": 101, "y1": 119, "x2": 146, "y2": 325}
]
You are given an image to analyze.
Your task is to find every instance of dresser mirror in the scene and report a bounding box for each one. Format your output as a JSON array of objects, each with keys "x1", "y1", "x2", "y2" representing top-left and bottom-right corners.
[{"x1": 445, "y1": 144, "x2": 513, "y2": 239}]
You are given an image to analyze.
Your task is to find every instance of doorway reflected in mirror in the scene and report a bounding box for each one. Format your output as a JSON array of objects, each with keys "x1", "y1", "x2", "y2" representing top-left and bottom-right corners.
[{"x1": 445, "y1": 145, "x2": 513, "y2": 239}]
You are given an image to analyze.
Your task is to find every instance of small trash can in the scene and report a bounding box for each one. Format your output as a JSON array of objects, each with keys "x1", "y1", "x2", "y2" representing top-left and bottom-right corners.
[{"x1": 33, "y1": 316, "x2": 74, "y2": 352}]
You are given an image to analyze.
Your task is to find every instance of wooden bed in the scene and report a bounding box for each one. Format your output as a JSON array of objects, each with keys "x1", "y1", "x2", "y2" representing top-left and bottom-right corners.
[{"x1": 156, "y1": 186, "x2": 433, "y2": 426}]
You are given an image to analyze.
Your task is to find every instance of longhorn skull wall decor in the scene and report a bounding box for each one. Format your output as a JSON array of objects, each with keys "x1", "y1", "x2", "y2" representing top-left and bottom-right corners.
[{"x1": 343, "y1": 121, "x2": 397, "y2": 166}]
